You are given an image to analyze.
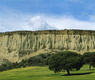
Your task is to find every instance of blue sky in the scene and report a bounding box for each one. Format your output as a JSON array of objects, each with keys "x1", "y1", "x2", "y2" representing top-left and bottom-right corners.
[{"x1": 0, "y1": 0, "x2": 95, "y2": 32}]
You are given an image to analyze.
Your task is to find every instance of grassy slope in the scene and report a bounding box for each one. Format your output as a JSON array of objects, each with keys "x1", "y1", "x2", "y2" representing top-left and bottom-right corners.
[{"x1": 0, "y1": 65, "x2": 95, "y2": 80}]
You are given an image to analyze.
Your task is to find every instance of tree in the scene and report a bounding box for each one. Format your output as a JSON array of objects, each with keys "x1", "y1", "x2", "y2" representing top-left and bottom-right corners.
[
  {"x1": 48, "y1": 51, "x2": 84, "y2": 75},
  {"x1": 83, "y1": 52, "x2": 95, "y2": 70}
]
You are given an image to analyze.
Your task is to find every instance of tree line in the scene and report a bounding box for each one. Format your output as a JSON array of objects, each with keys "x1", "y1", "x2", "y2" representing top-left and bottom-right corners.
[
  {"x1": 0, "y1": 53, "x2": 52, "y2": 71},
  {"x1": 48, "y1": 51, "x2": 95, "y2": 75},
  {"x1": 0, "y1": 51, "x2": 95, "y2": 75}
]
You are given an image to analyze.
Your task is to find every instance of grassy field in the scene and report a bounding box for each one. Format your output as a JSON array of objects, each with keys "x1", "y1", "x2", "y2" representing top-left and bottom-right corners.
[{"x1": 0, "y1": 65, "x2": 95, "y2": 80}]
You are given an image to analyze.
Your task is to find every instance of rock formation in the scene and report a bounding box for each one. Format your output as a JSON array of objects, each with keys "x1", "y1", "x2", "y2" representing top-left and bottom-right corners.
[{"x1": 0, "y1": 30, "x2": 95, "y2": 63}]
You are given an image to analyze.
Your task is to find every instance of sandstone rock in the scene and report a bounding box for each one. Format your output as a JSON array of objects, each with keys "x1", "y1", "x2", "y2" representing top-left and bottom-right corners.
[{"x1": 0, "y1": 30, "x2": 95, "y2": 63}]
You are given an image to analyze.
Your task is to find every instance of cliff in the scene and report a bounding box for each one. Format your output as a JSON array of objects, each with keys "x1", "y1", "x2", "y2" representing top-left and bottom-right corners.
[{"x1": 0, "y1": 30, "x2": 95, "y2": 63}]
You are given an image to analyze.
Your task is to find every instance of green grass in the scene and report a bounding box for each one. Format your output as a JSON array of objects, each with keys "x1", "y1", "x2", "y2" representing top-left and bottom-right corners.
[{"x1": 0, "y1": 65, "x2": 95, "y2": 80}]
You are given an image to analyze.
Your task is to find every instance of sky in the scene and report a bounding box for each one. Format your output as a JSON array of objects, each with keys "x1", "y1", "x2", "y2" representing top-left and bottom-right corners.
[{"x1": 0, "y1": 0, "x2": 95, "y2": 32}]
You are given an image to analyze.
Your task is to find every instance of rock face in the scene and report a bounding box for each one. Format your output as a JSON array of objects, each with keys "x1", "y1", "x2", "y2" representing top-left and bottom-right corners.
[{"x1": 0, "y1": 30, "x2": 95, "y2": 63}]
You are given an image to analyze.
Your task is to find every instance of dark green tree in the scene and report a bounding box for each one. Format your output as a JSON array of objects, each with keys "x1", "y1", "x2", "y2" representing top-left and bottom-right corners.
[
  {"x1": 48, "y1": 51, "x2": 84, "y2": 75},
  {"x1": 83, "y1": 52, "x2": 95, "y2": 70}
]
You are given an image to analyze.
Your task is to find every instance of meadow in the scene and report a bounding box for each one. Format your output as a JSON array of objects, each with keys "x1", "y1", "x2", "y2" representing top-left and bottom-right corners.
[{"x1": 0, "y1": 65, "x2": 95, "y2": 80}]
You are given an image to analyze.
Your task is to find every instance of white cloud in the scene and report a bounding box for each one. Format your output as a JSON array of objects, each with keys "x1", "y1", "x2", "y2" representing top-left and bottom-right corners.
[
  {"x1": 28, "y1": 16, "x2": 47, "y2": 30},
  {"x1": 23, "y1": 16, "x2": 57, "y2": 31},
  {"x1": 1, "y1": 14, "x2": 95, "y2": 32},
  {"x1": 45, "y1": 16, "x2": 95, "y2": 30},
  {"x1": 1, "y1": 5, "x2": 95, "y2": 32},
  {"x1": 23, "y1": 15, "x2": 95, "y2": 31}
]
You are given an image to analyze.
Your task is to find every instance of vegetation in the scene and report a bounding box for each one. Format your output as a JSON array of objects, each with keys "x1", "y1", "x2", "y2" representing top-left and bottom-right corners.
[
  {"x1": 0, "y1": 65, "x2": 95, "y2": 80},
  {"x1": 0, "y1": 53, "x2": 52, "y2": 72},
  {"x1": 48, "y1": 51, "x2": 84, "y2": 75},
  {"x1": 83, "y1": 52, "x2": 95, "y2": 70},
  {"x1": 1, "y1": 50, "x2": 95, "y2": 79}
]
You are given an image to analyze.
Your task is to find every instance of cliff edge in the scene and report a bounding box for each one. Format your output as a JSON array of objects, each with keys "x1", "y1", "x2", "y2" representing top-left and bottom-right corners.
[{"x1": 0, "y1": 30, "x2": 95, "y2": 63}]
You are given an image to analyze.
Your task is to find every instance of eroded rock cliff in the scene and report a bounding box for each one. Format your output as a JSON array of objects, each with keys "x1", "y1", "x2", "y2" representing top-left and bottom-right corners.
[{"x1": 0, "y1": 30, "x2": 95, "y2": 63}]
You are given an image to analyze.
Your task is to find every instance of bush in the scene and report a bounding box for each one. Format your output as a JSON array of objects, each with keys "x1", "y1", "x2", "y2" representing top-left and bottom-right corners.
[{"x1": 83, "y1": 52, "x2": 95, "y2": 70}]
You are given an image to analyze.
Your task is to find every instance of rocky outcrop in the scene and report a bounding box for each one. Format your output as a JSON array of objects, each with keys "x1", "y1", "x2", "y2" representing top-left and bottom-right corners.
[{"x1": 0, "y1": 30, "x2": 95, "y2": 63}]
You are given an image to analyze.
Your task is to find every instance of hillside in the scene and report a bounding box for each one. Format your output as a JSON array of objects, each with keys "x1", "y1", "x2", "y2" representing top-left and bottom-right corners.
[{"x1": 0, "y1": 29, "x2": 95, "y2": 63}]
